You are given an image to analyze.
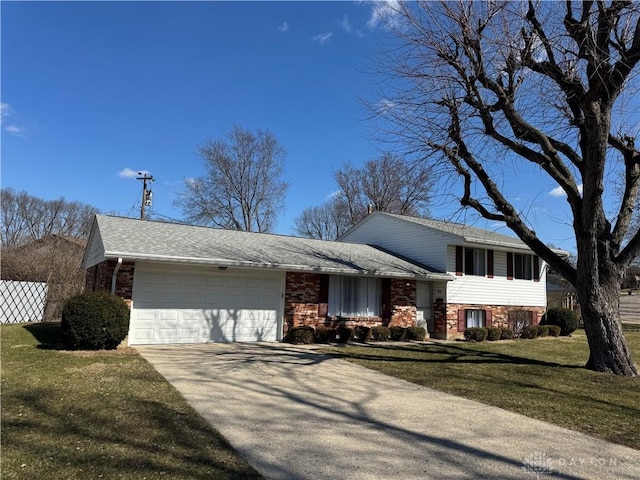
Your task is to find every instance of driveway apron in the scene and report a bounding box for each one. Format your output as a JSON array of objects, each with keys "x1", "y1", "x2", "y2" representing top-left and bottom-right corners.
[{"x1": 137, "y1": 343, "x2": 640, "y2": 480}]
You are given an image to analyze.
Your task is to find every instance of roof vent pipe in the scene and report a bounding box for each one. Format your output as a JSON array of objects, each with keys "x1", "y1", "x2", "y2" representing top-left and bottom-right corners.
[{"x1": 111, "y1": 258, "x2": 123, "y2": 294}]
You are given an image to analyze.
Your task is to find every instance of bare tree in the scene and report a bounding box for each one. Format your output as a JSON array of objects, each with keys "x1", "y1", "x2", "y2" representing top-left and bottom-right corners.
[
  {"x1": 295, "y1": 153, "x2": 433, "y2": 239},
  {"x1": 1, "y1": 236, "x2": 87, "y2": 320},
  {"x1": 375, "y1": 1, "x2": 640, "y2": 375},
  {"x1": 1, "y1": 188, "x2": 98, "y2": 247},
  {"x1": 175, "y1": 126, "x2": 289, "y2": 232},
  {"x1": 0, "y1": 189, "x2": 98, "y2": 319},
  {"x1": 293, "y1": 198, "x2": 352, "y2": 240}
]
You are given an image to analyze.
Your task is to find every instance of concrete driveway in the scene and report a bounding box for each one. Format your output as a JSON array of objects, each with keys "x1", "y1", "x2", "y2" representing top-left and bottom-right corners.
[{"x1": 138, "y1": 343, "x2": 639, "y2": 480}]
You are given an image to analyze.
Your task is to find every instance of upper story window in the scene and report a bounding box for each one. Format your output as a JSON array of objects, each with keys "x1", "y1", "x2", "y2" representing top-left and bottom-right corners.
[
  {"x1": 514, "y1": 254, "x2": 533, "y2": 280},
  {"x1": 464, "y1": 247, "x2": 486, "y2": 276},
  {"x1": 456, "y1": 246, "x2": 491, "y2": 277},
  {"x1": 507, "y1": 252, "x2": 540, "y2": 281}
]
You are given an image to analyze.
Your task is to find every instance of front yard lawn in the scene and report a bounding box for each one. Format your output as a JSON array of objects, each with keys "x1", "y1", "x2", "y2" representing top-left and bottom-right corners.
[
  {"x1": 1, "y1": 323, "x2": 262, "y2": 480},
  {"x1": 324, "y1": 330, "x2": 640, "y2": 450}
]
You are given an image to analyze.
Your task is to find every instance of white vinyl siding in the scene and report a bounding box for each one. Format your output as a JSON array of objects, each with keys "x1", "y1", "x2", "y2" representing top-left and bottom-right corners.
[
  {"x1": 447, "y1": 246, "x2": 546, "y2": 306},
  {"x1": 130, "y1": 263, "x2": 285, "y2": 344},
  {"x1": 82, "y1": 227, "x2": 106, "y2": 268},
  {"x1": 340, "y1": 214, "x2": 455, "y2": 271}
]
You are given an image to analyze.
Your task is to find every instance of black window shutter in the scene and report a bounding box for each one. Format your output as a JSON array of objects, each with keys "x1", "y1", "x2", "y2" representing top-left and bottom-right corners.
[
  {"x1": 455, "y1": 246, "x2": 463, "y2": 276},
  {"x1": 507, "y1": 252, "x2": 514, "y2": 280}
]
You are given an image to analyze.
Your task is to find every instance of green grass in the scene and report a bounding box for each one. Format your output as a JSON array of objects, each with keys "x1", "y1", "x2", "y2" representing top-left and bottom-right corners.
[
  {"x1": 323, "y1": 331, "x2": 640, "y2": 450},
  {"x1": 1, "y1": 323, "x2": 262, "y2": 480}
]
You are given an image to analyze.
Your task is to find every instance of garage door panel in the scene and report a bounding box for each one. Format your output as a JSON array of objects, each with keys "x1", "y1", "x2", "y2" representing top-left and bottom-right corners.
[{"x1": 130, "y1": 264, "x2": 283, "y2": 345}]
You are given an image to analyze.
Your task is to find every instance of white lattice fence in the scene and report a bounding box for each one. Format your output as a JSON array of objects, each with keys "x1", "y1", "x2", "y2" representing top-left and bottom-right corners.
[{"x1": 0, "y1": 280, "x2": 48, "y2": 324}]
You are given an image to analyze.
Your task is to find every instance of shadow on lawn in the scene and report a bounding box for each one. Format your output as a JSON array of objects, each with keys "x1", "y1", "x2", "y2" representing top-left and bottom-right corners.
[
  {"x1": 23, "y1": 322, "x2": 67, "y2": 350},
  {"x1": 3, "y1": 388, "x2": 261, "y2": 480},
  {"x1": 327, "y1": 341, "x2": 583, "y2": 369}
]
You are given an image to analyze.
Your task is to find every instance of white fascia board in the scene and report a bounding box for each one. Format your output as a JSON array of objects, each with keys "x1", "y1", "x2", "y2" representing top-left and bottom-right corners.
[{"x1": 103, "y1": 251, "x2": 455, "y2": 281}]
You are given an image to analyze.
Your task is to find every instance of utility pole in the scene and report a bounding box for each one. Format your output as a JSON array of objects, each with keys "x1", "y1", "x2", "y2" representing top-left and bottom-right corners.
[{"x1": 136, "y1": 172, "x2": 154, "y2": 219}]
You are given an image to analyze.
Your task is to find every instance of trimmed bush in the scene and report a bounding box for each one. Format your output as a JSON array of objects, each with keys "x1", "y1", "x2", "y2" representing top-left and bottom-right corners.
[
  {"x1": 547, "y1": 325, "x2": 561, "y2": 337},
  {"x1": 541, "y1": 307, "x2": 579, "y2": 336},
  {"x1": 464, "y1": 327, "x2": 488, "y2": 342},
  {"x1": 520, "y1": 325, "x2": 539, "y2": 339},
  {"x1": 336, "y1": 326, "x2": 354, "y2": 343},
  {"x1": 537, "y1": 325, "x2": 550, "y2": 337},
  {"x1": 315, "y1": 326, "x2": 335, "y2": 343},
  {"x1": 389, "y1": 326, "x2": 407, "y2": 341},
  {"x1": 354, "y1": 325, "x2": 372, "y2": 343},
  {"x1": 61, "y1": 292, "x2": 130, "y2": 350},
  {"x1": 486, "y1": 327, "x2": 502, "y2": 341},
  {"x1": 286, "y1": 326, "x2": 315, "y2": 344},
  {"x1": 500, "y1": 327, "x2": 514, "y2": 340},
  {"x1": 406, "y1": 326, "x2": 427, "y2": 341},
  {"x1": 371, "y1": 326, "x2": 390, "y2": 341}
]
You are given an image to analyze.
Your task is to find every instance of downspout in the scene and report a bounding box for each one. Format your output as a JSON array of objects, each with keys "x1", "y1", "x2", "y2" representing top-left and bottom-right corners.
[{"x1": 111, "y1": 258, "x2": 123, "y2": 294}]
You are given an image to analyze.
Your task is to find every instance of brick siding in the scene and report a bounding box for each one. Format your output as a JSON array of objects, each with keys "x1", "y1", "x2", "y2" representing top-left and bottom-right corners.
[
  {"x1": 284, "y1": 272, "x2": 417, "y2": 332},
  {"x1": 85, "y1": 260, "x2": 135, "y2": 300}
]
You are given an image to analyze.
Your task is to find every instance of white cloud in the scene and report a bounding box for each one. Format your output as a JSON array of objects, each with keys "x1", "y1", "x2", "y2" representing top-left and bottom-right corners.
[
  {"x1": 338, "y1": 15, "x2": 352, "y2": 33},
  {"x1": 312, "y1": 32, "x2": 333, "y2": 46},
  {"x1": 367, "y1": 0, "x2": 402, "y2": 29},
  {"x1": 1, "y1": 103, "x2": 26, "y2": 136},
  {"x1": 4, "y1": 125, "x2": 24, "y2": 135},
  {"x1": 549, "y1": 184, "x2": 583, "y2": 197},
  {"x1": 118, "y1": 168, "x2": 150, "y2": 179},
  {"x1": 376, "y1": 98, "x2": 396, "y2": 113},
  {"x1": 278, "y1": 21, "x2": 289, "y2": 32},
  {"x1": 326, "y1": 190, "x2": 340, "y2": 200},
  {"x1": 338, "y1": 14, "x2": 363, "y2": 37},
  {"x1": 0, "y1": 103, "x2": 12, "y2": 121}
]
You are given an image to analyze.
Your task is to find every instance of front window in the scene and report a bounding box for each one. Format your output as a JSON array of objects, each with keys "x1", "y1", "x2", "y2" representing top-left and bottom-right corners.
[
  {"x1": 328, "y1": 276, "x2": 381, "y2": 317},
  {"x1": 514, "y1": 254, "x2": 533, "y2": 280},
  {"x1": 466, "y1": 309, "x2": 486, "y2": 328},
  {"x1": 465, "y1": 248, "x2": 486, "y2": 276}
]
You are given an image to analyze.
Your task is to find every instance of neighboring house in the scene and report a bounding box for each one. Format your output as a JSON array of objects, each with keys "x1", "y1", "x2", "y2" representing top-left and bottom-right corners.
[
  {"x1": 547, "y1": 273, "x2": 578, "y2": 311},
  {"x1": 340, "y1": 212, "x2": 564, "y2": 339},
  {"x1": 82, "y1": 215, "x2": 452, "y2": 345}
]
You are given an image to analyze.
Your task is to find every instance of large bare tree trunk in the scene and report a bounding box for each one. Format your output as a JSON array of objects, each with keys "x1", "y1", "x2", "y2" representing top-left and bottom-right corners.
[{"x1": 576, "y1": 254, "x2": 637, "y2": 375}]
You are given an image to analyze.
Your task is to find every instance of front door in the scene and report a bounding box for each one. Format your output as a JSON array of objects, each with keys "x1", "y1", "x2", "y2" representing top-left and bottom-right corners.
[{"x1": 416, "y1": 282, "x2": 433, "y2": 335}]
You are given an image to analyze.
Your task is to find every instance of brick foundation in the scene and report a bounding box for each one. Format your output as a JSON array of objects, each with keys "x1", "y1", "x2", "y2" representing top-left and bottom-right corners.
[{"x1": 445, "y1": 303, "x2": 546, "y2": 339}]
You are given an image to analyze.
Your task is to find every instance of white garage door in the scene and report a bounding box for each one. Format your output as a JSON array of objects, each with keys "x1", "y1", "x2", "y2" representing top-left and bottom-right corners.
[{"x1": 129, "y1": 263, "x2": 284, "y2": 345}]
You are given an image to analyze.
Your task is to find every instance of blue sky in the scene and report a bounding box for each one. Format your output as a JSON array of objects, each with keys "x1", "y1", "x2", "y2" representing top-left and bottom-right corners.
[{"x1": 2, "y1": 1, "x2": 629, "y2": 253}]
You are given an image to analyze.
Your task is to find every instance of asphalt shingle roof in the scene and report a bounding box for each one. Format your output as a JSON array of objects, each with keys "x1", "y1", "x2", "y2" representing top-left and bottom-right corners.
[
  {"x1": 378, "y1": 212, "x2": 531, "y2": 249},
  {"x1": 88, "y1": 215, "x2": 451, "y2": 280}
]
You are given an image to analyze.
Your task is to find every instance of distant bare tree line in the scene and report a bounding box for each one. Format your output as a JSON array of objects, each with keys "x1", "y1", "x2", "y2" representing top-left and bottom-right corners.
[
  {"x1": 1, "y1": 188, "x2": 99, "y2": 320},
  {"x1": 1, "y1": 188, "x2": 98, "y2": 248}
]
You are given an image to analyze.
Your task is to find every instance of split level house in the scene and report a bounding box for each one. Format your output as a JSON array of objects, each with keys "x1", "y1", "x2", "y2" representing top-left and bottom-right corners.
[{"x1": 82, "y1": 212, "x2": 558, "y2": 345}]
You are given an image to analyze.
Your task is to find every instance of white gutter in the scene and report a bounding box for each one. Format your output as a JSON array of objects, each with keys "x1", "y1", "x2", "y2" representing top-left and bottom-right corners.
[
  {"x1": 111, "y1": 257, "x2": 123, "y2": 294},
  {"x1": 101, "y1": 252, "x2": 454, "y2": 281}
]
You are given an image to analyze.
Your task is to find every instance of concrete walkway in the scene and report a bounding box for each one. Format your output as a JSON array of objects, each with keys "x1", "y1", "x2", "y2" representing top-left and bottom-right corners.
[{"x1": 138, "y1": 343, "x2": 639, "y2": 480}]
